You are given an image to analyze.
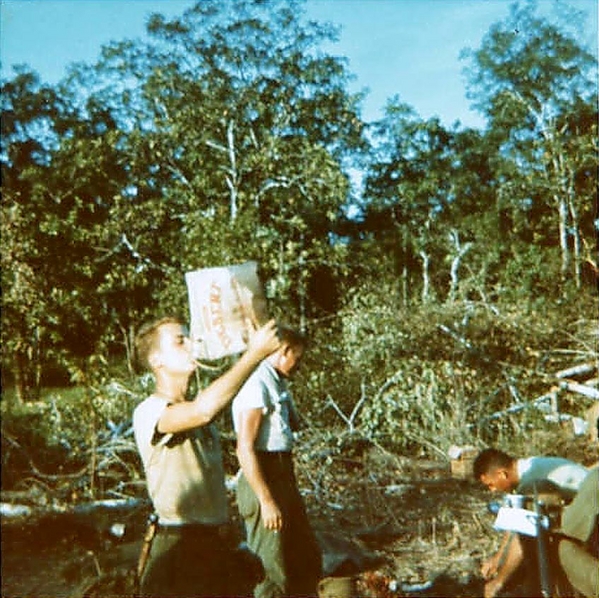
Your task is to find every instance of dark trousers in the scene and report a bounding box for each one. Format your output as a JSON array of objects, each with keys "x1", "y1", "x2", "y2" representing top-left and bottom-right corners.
[
  {"x1": 236, "y1": 452, "x2": 322, "y2": 598},
  {"x1": 502, "y1": 535, "x2": 573, "y2": 598},
  {"x1": 139, "y1": 523, "x2": 259, "y2": 598}
]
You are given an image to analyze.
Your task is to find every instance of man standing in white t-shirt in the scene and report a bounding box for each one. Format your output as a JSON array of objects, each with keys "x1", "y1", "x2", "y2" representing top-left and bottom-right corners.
[{"x1": 233, "y1": 326, "x2": 322, "y2": 598}]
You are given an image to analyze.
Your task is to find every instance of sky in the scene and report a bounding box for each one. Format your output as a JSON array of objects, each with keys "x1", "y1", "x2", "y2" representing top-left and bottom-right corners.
[{"x1": 1, "y1": 0, "x2": 597, "y2": 130}]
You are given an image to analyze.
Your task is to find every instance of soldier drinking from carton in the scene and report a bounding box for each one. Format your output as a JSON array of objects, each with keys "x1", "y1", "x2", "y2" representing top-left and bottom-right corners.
[{"x1": 133, "y1": 316, "x2": 279, "y2": 597}]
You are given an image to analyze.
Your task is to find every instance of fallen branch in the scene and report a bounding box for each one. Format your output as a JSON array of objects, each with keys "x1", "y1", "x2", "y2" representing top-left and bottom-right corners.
[
  {"x1": 479, "y1": 391, "x2": 558, "y2": 423},
  {"x1": 479, "y1": 363, "x2": 599, "y2": 424},
  {"x1": 0, "y1": 497, "x2": 147, "y2": 521},
  {"x1": 437, "y1": 324, "x2": 473, "y2": 351},
  {"x1": 326, "y1": 381, "x2": 369, "y2": 433},
  {"x1": 555, "y1": 363, "x2": 596, "y2": 379},
  {"x1": 3, "y1": 431, "x2": 89, "y2": 481},
  {"x1": 559, "y1": 380, "x2": 599, "y2": 400}
]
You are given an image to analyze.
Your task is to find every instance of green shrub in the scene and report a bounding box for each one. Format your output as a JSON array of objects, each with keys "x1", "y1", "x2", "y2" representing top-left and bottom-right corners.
[
  {"x1": 357, "y1": 359, "x2": 480, "y2": 456},
  {"x1": 1, "y1": 380, "x2": 146, "y2": 499}
]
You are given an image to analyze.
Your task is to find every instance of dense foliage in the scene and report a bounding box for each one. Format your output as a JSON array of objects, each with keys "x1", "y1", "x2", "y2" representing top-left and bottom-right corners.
[{"x1": 1, "y1": 0, "x2": 597, "y2": 499}]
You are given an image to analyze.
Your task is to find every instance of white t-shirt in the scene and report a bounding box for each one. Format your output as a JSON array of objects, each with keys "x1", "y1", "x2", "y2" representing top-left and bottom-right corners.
[
  {"x1": 133, "y1": 395, "x2": 228, "y2": 525},
  {"x1": 516, "y1": 456, "x2": 588, "y2": 499},
  {"x1": 232, "y1": 360, "x2": 297, "y2": 452}
]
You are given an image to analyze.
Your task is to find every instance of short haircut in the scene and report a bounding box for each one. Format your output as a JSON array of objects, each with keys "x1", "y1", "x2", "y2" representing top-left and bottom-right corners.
[
  {"x1": 134, "y1": 316, "x2": 182, "y2": 373},
  {"x1": 277, "y1": 326, "x2": 308, "y2": 349},
  {"x1": 473, "y1": 448, "x2": 514, "y2": 480}
]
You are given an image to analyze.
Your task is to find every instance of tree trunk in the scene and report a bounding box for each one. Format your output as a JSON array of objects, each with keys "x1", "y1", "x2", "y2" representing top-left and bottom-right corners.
[
  {"x1": 447, "y1": 230, "x2": 472, "y2": 303},
  {"x1": 119, "y1": 320, "x2": 136, "y2": 375},
  {"x1": 557, "y1": 194, "x2": 570, "y2": 281},
  {"x1": 419, "y1": 250, "x2": 430, "y2": 304},
  {"x1": 545, "y1": 128, "x2": 572, "y2": 286},
  {"x1": 568, "y1": 197, "x2": 582, "y2": 288},
  {"x1": 298, "y1": 231, "x2": 307, "y2": 331},
  {"x1": 12, "y1": 350, "x2": 41, "y2": 403},
  {"x1": 13, "y1": 354, "x2": 26, "y2": 404},
  {"x1": 226, "y1": 119, "x2": 238, "y2": 222}
]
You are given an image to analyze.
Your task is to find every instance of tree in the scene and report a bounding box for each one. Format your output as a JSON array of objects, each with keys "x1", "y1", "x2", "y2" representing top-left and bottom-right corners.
[
  {"x1": 2, "y1": 0, "x2": 367, "y2": 390},
  {"x1": 1, "y1": 70, "x2": 66, "y2": 400},
  {"x1": 1, "y1": 66, "x2": 150, "y2": 393},
  {"x1": 362, "y1": 100, "x2": 459, "y2": 304},
  {"x1": 87, "y1": 0, "x2": 364, "y2": 326},
  {"x1": 462, "y1": 0, "x2": 597, "y2": 289}
]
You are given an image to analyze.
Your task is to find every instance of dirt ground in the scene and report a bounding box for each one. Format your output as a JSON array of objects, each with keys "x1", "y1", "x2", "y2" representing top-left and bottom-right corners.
[{"x1": 1, "y1": 436, "x2": 597, "y2": 598}]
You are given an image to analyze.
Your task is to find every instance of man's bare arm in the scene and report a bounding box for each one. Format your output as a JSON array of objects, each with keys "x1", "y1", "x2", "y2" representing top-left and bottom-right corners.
[
  {"x1": 158, "y1": 320, "x2": 279, "y2": 433},
  {"x1": 236, "y1": 408, "x2": 282, "y2": 531}
]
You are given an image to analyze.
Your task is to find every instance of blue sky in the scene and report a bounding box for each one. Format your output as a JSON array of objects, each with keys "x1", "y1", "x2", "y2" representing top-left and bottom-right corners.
[{"x1": 1, "y1": 0, "x2": 597, "y2": 129}]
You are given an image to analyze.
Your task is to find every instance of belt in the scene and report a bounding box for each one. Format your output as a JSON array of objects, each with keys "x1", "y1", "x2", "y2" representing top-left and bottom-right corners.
[
  {"x1": 256, "y1": 451, "x2": 292, "y2": 463},
  {"x1": 157, "y1": 522, "x2": 227, "y2": 537}
]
